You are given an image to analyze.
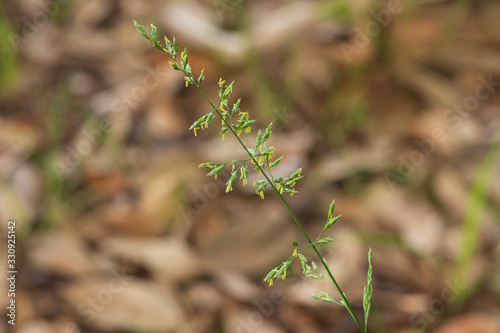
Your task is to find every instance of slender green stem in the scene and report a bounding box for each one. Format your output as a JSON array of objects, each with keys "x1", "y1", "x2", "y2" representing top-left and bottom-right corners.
[
  {"x1": 275, "y1": 191, "x2": 365, "y2": 332},
  {"x1": 163, "y1": 49, "x2": 366, "y2": 333}
]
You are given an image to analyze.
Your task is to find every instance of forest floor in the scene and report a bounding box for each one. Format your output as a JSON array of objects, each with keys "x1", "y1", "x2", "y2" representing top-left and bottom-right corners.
[{"x1": 1, "y1": 1, "x2": 500, "y2": 332}]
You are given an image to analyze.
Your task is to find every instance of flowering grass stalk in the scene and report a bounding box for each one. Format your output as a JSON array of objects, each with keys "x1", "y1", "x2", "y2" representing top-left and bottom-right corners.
[{"x1": 134, "y1": 21, "x2": 372, "y2": 333}]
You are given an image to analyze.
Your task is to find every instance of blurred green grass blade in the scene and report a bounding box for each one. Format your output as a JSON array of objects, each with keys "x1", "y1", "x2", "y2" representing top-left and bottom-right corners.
[
  {"x1": 0, "y1": 9, "x2": 19, "y2": 91},
  {"x1": 363, "y1": 248, "x2": 373, "y2": 329},
  {"x1": 453, "y1": 126, "x2": 500, "y2": 303}
]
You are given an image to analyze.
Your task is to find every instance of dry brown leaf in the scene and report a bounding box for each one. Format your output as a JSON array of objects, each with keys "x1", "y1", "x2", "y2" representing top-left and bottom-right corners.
[
  {"x1": 0, "y1": 120, "x2": 38, "y2": 177},
  {"x1": 64, "y1": 278, "x2": 185, "y2": 332},
  {"x1": 27, "y1": 231, "x2": 97, "y2": 276},
  {"x1": 145, "y1": 99, "x2": 186, "y2": 138},
  {"x1": 366, "y1": 182, "x2": 445, "y2": 255},
  {"x1": 69, "y1": 0, "x2": 114, "y2": 28},
  {"x1": 393, "y1": 62, "x2": 460, "y2": 108},
  {"x1": 224, "y1": 307, "x2": 286, "y2": 333},
  {"x1": 162, "y1": 1, "x2": 245, "y2": 64},
  {"x1": 15, "y1": 320, "x2": 79, "y2": 333},
  {"x1": 213, "y1": 270, "x2": 261, "y2": 302},
  {"x1": 186, "y1": 282, "x2": 224, "y2": 313},
  {"x1": 315, "y1": 145, "x2": 393, "y2": 182},
  {"x1": 101, "y1": 236, "x2": 200, "y2": 281}
]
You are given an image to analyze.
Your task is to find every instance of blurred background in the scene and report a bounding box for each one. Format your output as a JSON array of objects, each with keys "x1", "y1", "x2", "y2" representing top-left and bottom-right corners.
[{"x1": 1, "y1": 0, "x2": 500, "y2": 332}]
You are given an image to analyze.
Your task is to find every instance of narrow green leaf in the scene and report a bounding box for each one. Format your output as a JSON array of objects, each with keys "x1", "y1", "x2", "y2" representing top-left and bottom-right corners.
[
  {"x1": 290, "y1": 168, "x2": 302, "y2": 179},
  {"x1": 226, "y1": 171, "x2": 238, "y2": 192},
  {"x1": 317, "y1": 237, "x2": 333, "y2": 245},
  {"x1": 219, "y1": 78, "x2": 226, "y2": 92},
  {"x1": 263, "y1": 122, "x2": 273, "y2": 141},
  {"x1": 240, "y1": 164, "x2": 248, "y2": 186},
  {"x1": 198, "y1": 68, "x2": 205, "y2": 84},
  {"x1": 169, "y1": 62, "x2": 181, "y2": 70},
  {"x1": 256, "y1": 130, "x2": 263, "y2": 148},
  {"x1": 133, "y1": 21, "x2": 150, "y2": 40},
  {"x1": 199, "y1": 162, "x2": 219, "y2": 169},
  {"x1": 150, "y1": 24, "x2": 162, "y2": 50},
  {"x1": 323, "y1": 215, "x2": 341, "y2": 232},
  {"x1": 256, "y1": 184, "x2": 267, "y2": 192},
  {"x1": 189, "y1": 115, "x2": 206, "y2": 129},
  {"x1": 181, "y1": 48, "x2": 188, "y2": 69},
  {"x1": 232, "y1": 99, "x2": 241, "y2": 116},
  {"x1": 239, "y1": 120, "x2": 255, "y2": 130},
  {"x1": 363, "y1": 248, "x2": 373, "y2": 329},
  {"x1": 311, "y1": 261, "x2": 319, "y2": 272},
  {"x1": 304, "y1": 263, "x2": 322, "y2": 279},
  {"x1": 150, "y1": 24, "x2": 158, "y2": 42},
  {"x1": 207, "y1": 165, "x2": 225, "y2": 177},
  {"x1": 164, "y1": 36, "x2": 172, "y2": 53},
  {"x1": 172, "y1": 37, "x2": 178, "y2": 58},
  {"x1": 298, "y1": 253, "x2": 307, "y2": 263},
  {"x1": 328, "y1": 199, "x2": 335, "y2": 219},
  {"x1": 225, "y1": 81, "x2": 234, "y2": 95},
  {"x1": 273, "y1": 177, "x2": 283, "y2": 183},
  {"x1": 264, "y1": 267, "x2": 278, "y2": 282},
  {"x1": 270, "y1": 156, "x2": 283, "y2": 168},
  {"x1": 312, "y1": 292, "x2": 343, "y2": 306},
  {"x1": 219, "y1": 97, "x2": 228, "y2": 110},
  {"x1": 205, "y1": 110, "x2": 214, "y2": 124},
  {"x1": 261, "y1": 146, "x2": 275, "y2": 155}
]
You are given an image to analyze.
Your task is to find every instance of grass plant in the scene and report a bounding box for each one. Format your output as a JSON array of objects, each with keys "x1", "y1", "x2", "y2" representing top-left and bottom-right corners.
[{"x1": 134, "y1": 21, "x2": 373, "y2": 332}]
